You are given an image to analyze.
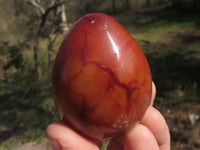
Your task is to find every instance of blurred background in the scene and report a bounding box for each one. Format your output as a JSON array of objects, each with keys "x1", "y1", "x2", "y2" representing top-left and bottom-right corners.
[{"x1": 0, "y1": 0, "x2": 200, "y2": 149}]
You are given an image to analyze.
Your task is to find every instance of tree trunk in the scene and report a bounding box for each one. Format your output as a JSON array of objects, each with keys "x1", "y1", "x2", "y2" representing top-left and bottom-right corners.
[
  {"x1": 112, "y1": 0, "x2": 116, "y2": 14},
  {"x1": 60, "y1": 4, "x2": 68, "y2": 31},
  {"x1": 33, "y1": 34, "x2": 42, "y2": 79},
  {"x1": 47, "y1": 33, "x2": 58, "y2": 67},
  {"x1": 47, "y1": 39, "x2": 52, "y2": 67},
  {"x1": 124, "y1": 0, "x2": 130, "y2": 10},
  {"x1": 147, "y1": 0, "x2": 150, "y2": 7},
  {"x1": 26, "y1": 0, "x2": 69, "y2": 79},
  {"x1": 193, "y1": 0, "x2": 197, "y2": 10}
]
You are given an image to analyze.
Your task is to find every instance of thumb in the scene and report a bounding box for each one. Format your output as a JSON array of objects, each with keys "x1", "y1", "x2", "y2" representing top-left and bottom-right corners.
[{"x1": 46, "y1": 122, "x2": 100, "y2": 150}]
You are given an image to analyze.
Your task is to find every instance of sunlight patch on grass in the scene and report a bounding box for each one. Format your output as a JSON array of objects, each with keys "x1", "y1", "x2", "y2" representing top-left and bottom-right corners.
[{"x1": 134, "y1": 21, "x2": 195, "y2": 44}]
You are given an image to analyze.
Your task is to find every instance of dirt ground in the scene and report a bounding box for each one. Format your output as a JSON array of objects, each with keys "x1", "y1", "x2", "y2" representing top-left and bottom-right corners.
[{"x1": 12, "y1": 142, "x2": 52, "y2": 150}]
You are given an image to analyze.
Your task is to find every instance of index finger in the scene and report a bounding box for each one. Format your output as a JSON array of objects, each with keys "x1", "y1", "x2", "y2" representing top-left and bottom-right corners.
[{"x1": 46, "y1": 122, "x2": 100, "y2": 150}]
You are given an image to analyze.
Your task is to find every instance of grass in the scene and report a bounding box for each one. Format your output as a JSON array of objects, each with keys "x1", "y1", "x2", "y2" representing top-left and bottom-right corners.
[
  {"x1": 0, "y1": 0, "x2": 29, "y2": 44},
  {"x1": 0, "y1": 66, "x2": 60, "y2": 149}
]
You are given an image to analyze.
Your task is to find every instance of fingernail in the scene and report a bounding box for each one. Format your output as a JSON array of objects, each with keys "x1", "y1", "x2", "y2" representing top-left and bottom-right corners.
[{"x1": 47, "y1": 137, "x2": 62, "y2": 150}]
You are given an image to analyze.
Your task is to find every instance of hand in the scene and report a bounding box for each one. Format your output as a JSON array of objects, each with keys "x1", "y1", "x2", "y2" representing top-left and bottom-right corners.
[{"x1": 46, "y1": 82, "x2": 170, "y2": 150}]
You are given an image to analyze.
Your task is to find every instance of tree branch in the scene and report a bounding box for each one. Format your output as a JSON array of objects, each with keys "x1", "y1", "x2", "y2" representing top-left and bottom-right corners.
[
  {"x1": 25, "y1": 0, "x2": 70, "y2": 79},
  {"x1": 25, "y1": 0, "x2": 45, "y2": 14},
  {"x1": 40, "y1": 0, "x2": 69, "y2": 29}
]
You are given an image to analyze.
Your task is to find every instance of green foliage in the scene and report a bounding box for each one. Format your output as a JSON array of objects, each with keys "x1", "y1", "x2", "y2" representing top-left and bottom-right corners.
[
  {"x1": 2, "y1": 44, "x2": 23, "y2": 70},
  {"x1": 0, "y1": 39, "x2": 60, "y2": 150},
  {"x1": 0, "y1": 41, "x2": 29, "y2": 83},
  {"x1": 0, "y1": 71, "x2": 60, "y2": 149},
  {"x1": 101, "y1": 140, "x2": 110, "y2": 150}
]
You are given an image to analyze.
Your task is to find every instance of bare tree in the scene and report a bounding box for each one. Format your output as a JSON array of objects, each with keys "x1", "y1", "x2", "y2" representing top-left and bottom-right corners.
[
  {"x1": 25, "y1": 0, "x2": 69, "y2": 79},
  {"x1": 84, "y1": 0, "x2": 105, "y2": 12},
  {"x1": 124, "y1": 0, "x2": 130, "y2": 10},
  {"x1": 112, "y1": 0, "x2": 116, "y2": 14},
  {"x1": 193, "y1": 0, "x2": 198, "y2": 10},
  {"x1": 59, "y1": 4, "x2": 68, "y2": 31},
  {"x1": 147, "y1": 0, "x2": 150, "y2": 7}
]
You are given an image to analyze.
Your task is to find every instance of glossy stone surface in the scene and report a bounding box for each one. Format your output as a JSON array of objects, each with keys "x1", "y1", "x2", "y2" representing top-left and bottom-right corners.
[{"x1": 52, "y1": 13, "x2": 152, "y2": 140}]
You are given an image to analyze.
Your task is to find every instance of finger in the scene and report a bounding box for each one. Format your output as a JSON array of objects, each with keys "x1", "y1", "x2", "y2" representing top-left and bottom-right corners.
[
  {"x1": 46, "y1": 121, "x2": 100, "y2": 150},
  {"x1": 123, "y1": 124, "x2": 159, "y2": 150},
  {"x1": 140, "y1": 107, "x2": 170, "y2": 150},
  {"x1": 150, "y1": 81, "x2": 156, "y2": 106}
]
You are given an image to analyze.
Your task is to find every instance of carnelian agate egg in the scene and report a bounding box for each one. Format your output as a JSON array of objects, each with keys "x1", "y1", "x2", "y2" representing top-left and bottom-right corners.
[{"x1": 52, "y1": 13, "x2": 152, "y2": 140}]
